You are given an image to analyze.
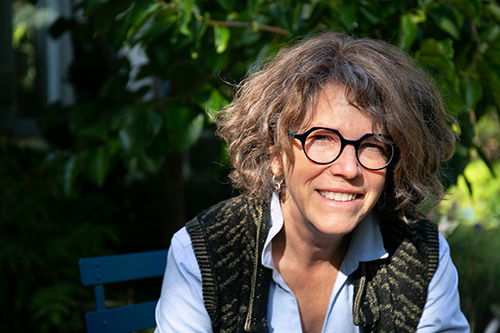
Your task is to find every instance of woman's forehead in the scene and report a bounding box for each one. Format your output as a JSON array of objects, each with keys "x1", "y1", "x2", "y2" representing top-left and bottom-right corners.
[{"x1": 290, "y1": 84, "x2": 385, "y2": 134}]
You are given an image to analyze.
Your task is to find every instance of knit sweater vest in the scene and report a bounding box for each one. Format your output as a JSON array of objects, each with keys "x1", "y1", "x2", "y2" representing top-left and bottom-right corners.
[{"x1": 186, "y1": 195, "x2": 439, "y2": 333}]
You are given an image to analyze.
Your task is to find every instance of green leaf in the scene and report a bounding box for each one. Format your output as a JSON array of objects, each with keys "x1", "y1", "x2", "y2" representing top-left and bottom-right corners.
[
  {"x1": 181, "y1": 113, "x2": 205, "y2": 152},
  {"x1": 461, "y1": 79, "x2": 483, "y2": 111},
  {"x1": 215, "y1": 0, "x2": 235, "y2": 12},
  {"x1": 214, "y1": 25, "x2": 231, "y2": 54},
  {"x1": 478, "y1": 60, "x2": 500, "y2": 110},
  {"x1": 63, "y1": 154, "x2": 81, "y2": 197},
  {"x1": 86, "y1": 147, "x2": 111, "y2": 187},
  {"x1": 418, "y1": 0, "x2": 434, "y2": 10},
  {"x1": 125, "y1": 2, "x2": 162, "y2": 43},
  {"x1": 480, "y1": 25, "x2": 500, "y2": 44},
  {"x1": 247, "y1": 0, "x2": 265, "y2": 18},
  {"x1": 164, "y1": 104, "x2": 205, "y2": 152},
  {"x1": 67, "y1": 101, "x2": 101, "y2": 135},
  {"x1": 419, "y1": 38, "x2": 454, "y2": 58},
  {"x1": 127, "y1": 5, "x2": 178, "y2": 46},
  {"x1": 339, "y1": 2, "x2": 358, "y2": 30},
  {"x1": 434, "y1": 13, "x2": 461, "y2": 40},
  {"x1": 84, "y1": 0, "x2": 134, "y2": 36},
  {"x1": 486, "y1": 2, "x2": 500, "y2": 22},
  {"x1": 190, "y1": 13, "x2": 208, "y2": 59},
  {"x1": 417, "y1": 39, "x2": 457, "y2": 84},
  {"x1": 124, "y1": 153, "x2": 163, "y2": 174},
  {"x1": 440, "y1": 0, "x2": 481, "y2": 23},
  {"x1": 138, "y1": 153, "x2": 165, "y2": 173},
  {"x1": 117, "y1": 107, "x2": 164, "y2": 155},
  {"x1": 77, "y1": 121, "x2": 108, "y2": 140},
  {"x1": 175, "y1": 0, "x2": 195, "y2": 36},
  {"x1": 202, "y1": 88, "x2": 229, "y2": 122},
  {"x1": 475, "y1": 146, "x2": 496, "y2": 178},
  {"x1": 457, "y1": 111, "x2": 475, "y2": 154},
  {"x1": 398, "y1": 13, "x2": 418, "y2": 50}
]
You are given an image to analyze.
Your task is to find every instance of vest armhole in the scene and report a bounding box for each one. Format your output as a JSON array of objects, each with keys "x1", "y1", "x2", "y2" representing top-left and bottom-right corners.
[
  {"x1": 425, "y1": 221, "x2": 440, "y2": 280},
  {"x1": 186, "y1": 217, "x2": 218, "y2": 318}
]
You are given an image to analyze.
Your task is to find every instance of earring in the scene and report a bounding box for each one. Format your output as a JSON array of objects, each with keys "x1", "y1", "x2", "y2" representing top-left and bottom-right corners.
[{"x1": 272, "y1": 175, "x2": 283, "y2": 192}]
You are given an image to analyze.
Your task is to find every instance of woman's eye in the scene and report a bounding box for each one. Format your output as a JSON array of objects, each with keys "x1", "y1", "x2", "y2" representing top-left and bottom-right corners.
[
  {"x1": 361, "y1": 141, "x2": 388, "y2": 152},
  {"x1": 311, "y1": 135, "x2": 330, "y2": 141}
]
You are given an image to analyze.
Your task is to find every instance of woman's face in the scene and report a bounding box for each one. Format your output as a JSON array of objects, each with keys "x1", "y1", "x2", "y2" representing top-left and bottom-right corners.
[{"x1": 274, "y1": 85, "x2": 387, "y2": 240}]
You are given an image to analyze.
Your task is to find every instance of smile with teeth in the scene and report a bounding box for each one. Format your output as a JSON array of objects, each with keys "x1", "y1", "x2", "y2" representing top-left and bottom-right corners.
[{"x1": 318, "y1": 190, "x2": 358, "y2": 202}]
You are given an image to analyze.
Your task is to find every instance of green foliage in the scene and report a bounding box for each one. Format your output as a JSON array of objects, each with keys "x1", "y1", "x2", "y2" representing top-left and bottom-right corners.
[
  {"x1": 447, "y1": 225, "x2": 500, "y2": 331},
  {"x1": 438, "y1": 112, "x2": 500, "y2": 331},
  {"x1": 42, "y1": 0, "x2": 500, "y2": 194},
  {"x1": 441, "y1": 159, "x2": 500, "y2": 228},
  {"x1": 439, "y1": 110, "x2": 500, "y2": 230}
]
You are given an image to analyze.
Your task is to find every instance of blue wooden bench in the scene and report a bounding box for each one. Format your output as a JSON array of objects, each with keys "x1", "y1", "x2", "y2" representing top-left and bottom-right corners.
[{"x1": 79, "y1": 249, "x2": 168, "y2": 333}]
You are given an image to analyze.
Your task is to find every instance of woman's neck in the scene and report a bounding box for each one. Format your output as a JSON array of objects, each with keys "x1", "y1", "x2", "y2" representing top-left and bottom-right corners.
[{"x1": 271, "y1": 219, "x2": 351, "y2": 270}]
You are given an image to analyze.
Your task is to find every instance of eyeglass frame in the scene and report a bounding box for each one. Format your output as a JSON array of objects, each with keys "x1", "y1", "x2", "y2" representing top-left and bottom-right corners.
[{"x1": 289, "y1": 127, "x2": 395, "y2": 171}]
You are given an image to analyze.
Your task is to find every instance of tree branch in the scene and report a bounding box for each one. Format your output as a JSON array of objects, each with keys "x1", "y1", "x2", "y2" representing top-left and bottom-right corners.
[{"x1": 206, "y1": 19, "x2": 289, "y2": 36}]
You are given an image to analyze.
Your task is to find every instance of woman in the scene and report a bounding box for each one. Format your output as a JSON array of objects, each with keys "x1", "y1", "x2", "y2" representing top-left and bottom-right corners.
[{"x1": 155, "y1": 32, "x2": 469, "y2": 332}]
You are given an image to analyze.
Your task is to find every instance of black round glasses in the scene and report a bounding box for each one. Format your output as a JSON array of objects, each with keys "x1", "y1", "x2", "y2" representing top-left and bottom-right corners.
[{"x1": 289, "y1": 127, "x2": 395, "y2": 171}]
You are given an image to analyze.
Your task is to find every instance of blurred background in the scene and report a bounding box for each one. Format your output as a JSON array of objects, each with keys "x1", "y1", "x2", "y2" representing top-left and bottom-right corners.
[{"x1": 1, "y1": 0, "x2": 499, "y2": 331}]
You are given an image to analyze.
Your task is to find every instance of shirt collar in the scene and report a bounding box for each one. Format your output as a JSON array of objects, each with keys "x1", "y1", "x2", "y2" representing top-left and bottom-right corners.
[{"x1": 261, "y1": 192, "x2": 388, "y2": 273}]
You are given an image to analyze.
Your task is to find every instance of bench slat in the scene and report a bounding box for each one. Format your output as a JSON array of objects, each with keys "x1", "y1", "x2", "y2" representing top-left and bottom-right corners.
[
  {"x1": 79, "y1": 250, "x2": 168, "y2": 286},
  {"x1": 85, "y1": 301, "x2": 157, "y2": 333}
]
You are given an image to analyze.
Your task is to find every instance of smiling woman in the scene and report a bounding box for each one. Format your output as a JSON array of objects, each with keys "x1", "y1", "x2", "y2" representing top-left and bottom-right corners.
[
  {"x1": 154, "y1": 32, "x2": 470, "y2": 333},
  {"x1": 272, "y1": 85, "x2": 387, "y2": 241}
]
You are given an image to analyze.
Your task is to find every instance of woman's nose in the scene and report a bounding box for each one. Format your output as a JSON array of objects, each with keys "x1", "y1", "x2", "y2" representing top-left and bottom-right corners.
[{"x1": 328, "y1": 145, "x2": 361, "y2": 179}]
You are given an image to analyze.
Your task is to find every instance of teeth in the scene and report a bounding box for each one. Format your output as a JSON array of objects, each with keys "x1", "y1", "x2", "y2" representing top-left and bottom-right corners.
[{"x1": 319, "y1": 191, "x2": 357, "y2": 201}]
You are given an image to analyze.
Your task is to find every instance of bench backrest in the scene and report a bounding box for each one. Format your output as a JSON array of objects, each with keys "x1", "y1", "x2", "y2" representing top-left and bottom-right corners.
[{"x1": 79, "y1": 249, "x2": 168, "y2": 333}]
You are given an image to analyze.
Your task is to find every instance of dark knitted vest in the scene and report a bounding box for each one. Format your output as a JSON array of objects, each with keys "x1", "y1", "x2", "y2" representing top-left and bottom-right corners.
[{"x1": 186, "y1": 195, "x2": 439, "y2": 333}]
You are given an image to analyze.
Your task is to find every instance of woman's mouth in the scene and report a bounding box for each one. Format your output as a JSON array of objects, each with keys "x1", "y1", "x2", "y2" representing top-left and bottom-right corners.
[{"x1": 318, "y1": 190, "x2": 358, "y2": 202}]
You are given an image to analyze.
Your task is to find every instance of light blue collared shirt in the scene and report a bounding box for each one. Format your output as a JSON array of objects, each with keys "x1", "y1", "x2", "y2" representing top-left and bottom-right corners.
[{"x1": 155, "y1": 194, "x2": 469, "y2": 332}]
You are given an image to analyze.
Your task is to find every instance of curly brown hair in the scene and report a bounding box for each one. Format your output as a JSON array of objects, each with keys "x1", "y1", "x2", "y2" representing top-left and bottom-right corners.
[{"x1": 215, "y1": 32, "x2": 456, "y2": 218}]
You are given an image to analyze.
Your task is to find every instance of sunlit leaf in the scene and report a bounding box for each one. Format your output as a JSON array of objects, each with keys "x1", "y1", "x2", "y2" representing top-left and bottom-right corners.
[
  {"x1": 398, "y1": 13, "x2": 418, "y2": 50},
  {"x1": 214, "y1": 25, "x2": 230, "y2": 54},
  {"x1": 202, "y1": 88, "x2": 229, "y2": 123},
  {"x1": 174, "y1": 0, "x2": 195, "y2": 36},
  {"x1": 475, "y1": 146, "x2": 496, "y2": 177},
  {"x1": 418, "y1": 38, "x2": 454, "y2": 58},
  {"x1": 486, "y1": 2, "x2": 500, "y2": 22}
]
